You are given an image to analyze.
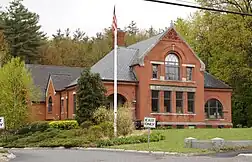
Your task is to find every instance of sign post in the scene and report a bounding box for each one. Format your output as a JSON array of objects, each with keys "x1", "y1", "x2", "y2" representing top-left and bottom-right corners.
[{"x1": 144, "y1": 117, "x2": 156, "y2": 152}]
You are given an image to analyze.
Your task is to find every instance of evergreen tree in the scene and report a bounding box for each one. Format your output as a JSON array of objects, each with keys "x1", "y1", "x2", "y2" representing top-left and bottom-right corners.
[
  {"x1": 126, "y1": 20, "x2": 139, "y2": 35},
  {"x1": 2, "y1": 0, "x2": 46, "y2": 63},
  {"x1": 75, "y1": 68, "x2": 107, "y2": 124}
]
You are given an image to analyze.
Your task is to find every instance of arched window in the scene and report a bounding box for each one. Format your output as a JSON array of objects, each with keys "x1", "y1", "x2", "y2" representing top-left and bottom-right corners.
[
  {"x1": 165, "y1": 53, "x2": 180, "y2": 80},
  {"x1": 205, "y1": 99, "x2": 223, "y2": 119},
  {"x1": 48, "y1": 96, "x2": 52, "y2": 112}
]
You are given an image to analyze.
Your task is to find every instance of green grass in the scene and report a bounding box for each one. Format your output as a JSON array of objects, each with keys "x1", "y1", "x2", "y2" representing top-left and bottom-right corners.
[{"x1": 109, "y1": 128, "x2": 252, "y2": 153}]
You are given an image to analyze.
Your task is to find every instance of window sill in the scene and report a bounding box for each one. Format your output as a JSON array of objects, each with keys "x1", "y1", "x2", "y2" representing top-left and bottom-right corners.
[
  {"x1": 151, "y1": 112, "x2": 196, "y2": 116},
  {"x1": 205, "y1": 118, "x2": 225, "y2": 121}
]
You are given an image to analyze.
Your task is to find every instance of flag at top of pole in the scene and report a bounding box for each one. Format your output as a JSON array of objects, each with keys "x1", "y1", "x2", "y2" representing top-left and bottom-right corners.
[{"x1": 112, "y1": 5, "x2": 118, "y2": 137}]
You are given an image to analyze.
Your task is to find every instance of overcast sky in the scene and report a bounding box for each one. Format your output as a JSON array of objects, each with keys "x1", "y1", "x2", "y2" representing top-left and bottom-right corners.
[{"x1": 1, "y1": 0, "x2": 197, "y2": 37}]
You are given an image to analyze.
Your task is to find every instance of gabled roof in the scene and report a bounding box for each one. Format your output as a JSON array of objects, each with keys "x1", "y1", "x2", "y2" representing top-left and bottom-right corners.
[
  {"x1": 129, "y1": 26, "x2": 205, "y2": 71},
  {"x1": 50, "y1": 74, "x2": 75, "y2": 91},
  {"x1": 68, "y1": 26, "x2": 230, "y2": 90},
  {"x1": 25, "y1": 64, "x2": 84, "y2": 101}
]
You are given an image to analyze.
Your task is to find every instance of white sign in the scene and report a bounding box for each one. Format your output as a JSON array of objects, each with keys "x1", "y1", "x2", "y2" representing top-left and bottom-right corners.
[
  {"x1": 0, "y1": 117, "x2": 4, "y2": 129},
  {"x1": 144, "y1": 117, "x2": 156, "y2": 128}
]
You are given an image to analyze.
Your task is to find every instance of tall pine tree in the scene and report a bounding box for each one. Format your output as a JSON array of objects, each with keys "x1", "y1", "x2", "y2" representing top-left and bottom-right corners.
[
  {"x1": 75, "y1": 68, "x2": 107, "y2": 124},
  {"x1": 2, "y1": 0, "x2": 46, "y2": 63}
]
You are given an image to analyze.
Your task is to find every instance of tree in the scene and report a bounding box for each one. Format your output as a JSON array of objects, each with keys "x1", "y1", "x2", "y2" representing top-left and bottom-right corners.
[
  {"x1": 175, "y1": 2, "x2": 252, "y2": 127},
  {"x1": 75, "y1": 68, "x2": 107, "y2": 124},
  {"x1": 0, "y1": 57, "x2": 39, "y2": 130},
  {"x1": 126, "y1": 20, "x2": 139, "y2": 35},
  {"x1": 2, "y1": 0, "x2": 46, "y2": 63}
]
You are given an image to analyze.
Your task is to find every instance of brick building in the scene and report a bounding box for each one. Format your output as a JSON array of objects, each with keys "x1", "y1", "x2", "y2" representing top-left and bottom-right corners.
[{"x1": 28, "y1": 26, "x2": 233, "y2": 128}]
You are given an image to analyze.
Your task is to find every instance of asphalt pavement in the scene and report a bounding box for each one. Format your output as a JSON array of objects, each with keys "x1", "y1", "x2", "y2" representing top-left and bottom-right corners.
[{"x1": 9, "y1": 148, "x2": 252, "y2": 162}]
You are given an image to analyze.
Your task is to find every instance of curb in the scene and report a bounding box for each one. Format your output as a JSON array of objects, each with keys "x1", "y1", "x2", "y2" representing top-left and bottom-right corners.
[
  {"x1": 7, "y1": 147, "x2": 193, "y2": 156},
  {"x1": 237, "y1": 153, "x2": 252, "y2": 157}
]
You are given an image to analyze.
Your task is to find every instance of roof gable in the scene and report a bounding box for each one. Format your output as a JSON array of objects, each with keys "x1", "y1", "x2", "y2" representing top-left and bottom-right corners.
[
  {"x1": 129, "y1": 26, "x2": 205, "y2": 71},
  {"x1": 26, "y1": 64, "x2": 84, "y2": 101}
]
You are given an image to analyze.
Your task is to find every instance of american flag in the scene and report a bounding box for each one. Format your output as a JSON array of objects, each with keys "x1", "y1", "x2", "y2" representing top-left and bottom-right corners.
[{"x1": 112, "y1": 5, "x2": 117, "y2": 31}]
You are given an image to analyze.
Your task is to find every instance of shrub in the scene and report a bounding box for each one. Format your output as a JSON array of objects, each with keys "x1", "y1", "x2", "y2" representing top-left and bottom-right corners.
[
  {"x1": 88, "y1": 125, "x2": 103, "y2": 141},
  {"x1": 93, "y1": 105, "x2": 134, "y2": 136},
  {"x1": 16, "y1": 121, "x2": 49, "y2": 135},
  {"x1": 117, "y1": 106, "x2": 134, "y2": 136},
  {"x1": 96, "y1": 132, "x2": 165, "y2": 147},
  {"x1": 99, "y1": 121, "x2": 114, "y2": 139},
  {"x1": 92, "y1": 106, "x2": 113, "y2": 125},
  {"x1": 80, "y1": 121, "x2": 94, "y2": 129},
  {"x1": 49, "y1": 120, "x2": 79, "y2": 130}
]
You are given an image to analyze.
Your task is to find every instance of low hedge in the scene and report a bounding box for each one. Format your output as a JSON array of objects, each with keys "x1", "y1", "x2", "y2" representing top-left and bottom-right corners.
[
  {"x1": 17, "y1": 121, "x2": 50, "y2": 135},
  {"x1": 48, "y1": 120, "x2": 79, "y2": 130},
  {"x1": 96, "y1": 132, "x2": 165, "y2": 147}
]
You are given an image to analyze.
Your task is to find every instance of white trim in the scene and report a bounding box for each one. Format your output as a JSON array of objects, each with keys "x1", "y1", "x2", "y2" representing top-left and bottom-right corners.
[
  {"x1": 73, "y1": 92, "x2": 76, "y2": 95},
  {"x1": 66, "y1": 96, "x2": 68, "y2": 99},
  {"x1": 61, "y1": 97, "x2": 64, "y2": 100},
  {"x1": 150, "y1": 61, "x2": 164, "y2": 65},
  {"x1": 182, "y1": 64, "x2": 195, "y2": 67},
  {"x1": 151, "y1": 113, "x2": 196, "y2": 116}
]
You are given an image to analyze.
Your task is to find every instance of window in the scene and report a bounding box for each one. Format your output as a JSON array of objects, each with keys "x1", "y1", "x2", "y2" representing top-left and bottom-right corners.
[
  {"x1": 205, "y1": 99, "x2": 223, "y2": 119},
  {"x1": 187, "y1": 92, "x2": 195, "y2": 113},
  {"x1": 152, "y1": 64, "x2": 158, "y2": 79},
  {"x1": 186, "y1": 67, "x2": 193, "y2": 81},
  {"x1": 165, "y1": 53, "x2": 180, "y2": 80},
  {"x1": 61, "y1": 98, "x2": 64, "y2": 113},
  {"x1": 48, "y1": 96, "x2": 52, "y2": 113},
  {"x1": 151, "y1": 90, "x2": 159, "y2": 112},
  {"x1": 164, "y1": 91, "x2": 171, "y2": 112},
  {"x1": 176, "y1": 92, "x2": 183, "y2": 113},
  {"x1": 73, "y1": 94, "x2": 76, "y2": 114}
]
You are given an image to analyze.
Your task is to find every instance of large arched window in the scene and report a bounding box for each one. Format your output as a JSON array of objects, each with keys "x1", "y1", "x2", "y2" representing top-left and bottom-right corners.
[
  {"x1": 165, "y1": 53, "x2": 180, "y2": 80},
  {"x1": 205, "y1": 99, "x2": 223, "y2": 119},
  {"x1": 48, "y1": 96, "x2": 52, "y2": 112}
]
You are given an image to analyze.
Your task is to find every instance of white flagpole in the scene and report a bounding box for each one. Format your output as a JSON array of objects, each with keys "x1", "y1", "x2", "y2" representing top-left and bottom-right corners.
[{"x1": 113, "y1": 23, "x2": 118, "y2": 137}]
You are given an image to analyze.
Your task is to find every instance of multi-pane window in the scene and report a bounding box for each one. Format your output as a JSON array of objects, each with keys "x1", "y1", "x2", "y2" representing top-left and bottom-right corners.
[
  {"x1": 187, "y1": 92, "x2": 195, "y2": 113},
  {"x1": 48, "y1": 96, "x2": 52, "y2": 112},
  {"x1": 186, "y1": 67, "x2": 193, "y2": 81},
  {"x1": 176, "y1": 92, "x2": 183, "y2": 113},
  {"x1": 164, "y1": 91, "x2": 171, "y2": 112},
  {"x1": 205, "y1": 99, "x2": 223, "y2": 119},
  {"x1": 152, "y1": 64, "x2": 158, "y2": 79},
  {"x1": 61, "y1": 98, "x2": 64, "y2": 113},
  {"x1": 165, "y1": 54, "x2": 180, "y2": 80},
  {"x1": 151, "y1": 90, "x2": 159, "y2": 112},
  {"x1": 73, "y1": 94, "x2": 76, "y2": 114}
]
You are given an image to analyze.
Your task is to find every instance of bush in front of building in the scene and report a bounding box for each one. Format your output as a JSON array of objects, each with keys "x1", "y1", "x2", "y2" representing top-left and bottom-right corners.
[
  {"x1": 98, "y1": 121, "x2": 114, "y2": 139},
  {"x1": 96, "y1": 132, "x2": 165, "y2": 147},
  {"x1": 75, "y1": 68, "x2": 107, "y2": 124},
  {"x1": 80, "y1": 120, "x2": 94, "y2": 129},
  {"x1": 93, "y1": 106, "x2": 135, "y2": 136},
  {"x1": 48, "y1": 120, "x2": 79, "y2": 130},
  {"x1": 16, "y1": 121, "x2": 50, "y2": 135}
]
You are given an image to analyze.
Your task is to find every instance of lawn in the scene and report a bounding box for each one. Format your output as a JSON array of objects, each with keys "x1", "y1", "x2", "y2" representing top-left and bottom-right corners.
[{"x1": 110, "y1": 128, "x2": 252, "y2": 153}]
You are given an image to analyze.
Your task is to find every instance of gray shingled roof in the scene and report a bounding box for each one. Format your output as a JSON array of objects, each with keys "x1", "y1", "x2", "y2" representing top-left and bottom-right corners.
[
  {"x1": 25, "y1": 64, "x2": 84, "y2": 101},
  {"x1": 68, "y1": 27, "x2": 231, "y2": 90},
  {"x1": 50, "y1": 74, "x2": 75, "y2": 91},
  {"x1": 204, "y1": 72, "x2": 231, "y2": 89}
]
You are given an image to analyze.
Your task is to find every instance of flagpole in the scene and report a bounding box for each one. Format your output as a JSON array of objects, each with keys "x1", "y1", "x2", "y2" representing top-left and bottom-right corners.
[{"x1": 113, "y1": 21, "x2": 118, "y2": 137}]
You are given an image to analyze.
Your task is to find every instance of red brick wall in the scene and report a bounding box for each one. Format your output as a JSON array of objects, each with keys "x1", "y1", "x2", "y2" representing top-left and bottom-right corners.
[
  {"x1": 133, "y1": 29, "x2": 205, "y2": 123},
  {"x1": 204, "y1": 88, "x2": 232, "y2": 125},
  {"x1": 30, "y1": 102, "x2": 46, "y2": 121},
  {"x1": 45, "y1": 78, "x2": 60, "y2": 120}
]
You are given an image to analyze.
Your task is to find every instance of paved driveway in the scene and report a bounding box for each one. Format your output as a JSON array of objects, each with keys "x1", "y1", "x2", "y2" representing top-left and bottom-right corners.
[{"x1": 9, "y1": 149, "x2": 252, "y2": 162}]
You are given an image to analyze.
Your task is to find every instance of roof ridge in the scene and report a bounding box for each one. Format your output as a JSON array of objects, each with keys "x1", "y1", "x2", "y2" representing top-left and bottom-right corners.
[{"x1": 25, "y1": 63, "x2": 85, "y2": 69}]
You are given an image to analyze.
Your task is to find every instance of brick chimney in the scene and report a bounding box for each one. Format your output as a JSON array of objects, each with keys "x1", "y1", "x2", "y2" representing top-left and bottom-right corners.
[{"x1": 112, "y1": 28, "x2": 125, "y2": 47}]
